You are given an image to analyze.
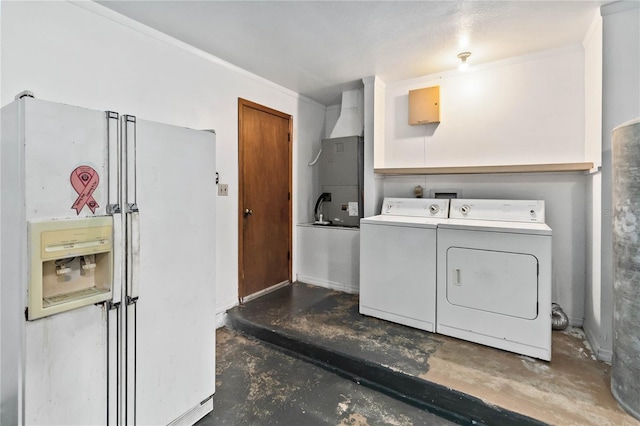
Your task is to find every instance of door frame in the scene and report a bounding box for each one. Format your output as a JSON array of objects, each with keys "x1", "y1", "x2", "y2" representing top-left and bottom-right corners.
[{"x1": 237, "y1": 98, "x2": 293, "y2": 300}]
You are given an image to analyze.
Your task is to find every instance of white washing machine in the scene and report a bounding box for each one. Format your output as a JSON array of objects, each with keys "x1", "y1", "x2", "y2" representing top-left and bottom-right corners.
[
  {"x1": 360, "y1": 197, "x2": 450, "y2": 332},
  {"x1": 436, "y1": 199, "x2": 552, "y2": 361}
]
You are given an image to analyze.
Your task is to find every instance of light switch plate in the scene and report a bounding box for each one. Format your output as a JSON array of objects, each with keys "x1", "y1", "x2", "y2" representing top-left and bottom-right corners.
[{"x1": 218, "y1": 184, "x2": 228, "y2": 196}]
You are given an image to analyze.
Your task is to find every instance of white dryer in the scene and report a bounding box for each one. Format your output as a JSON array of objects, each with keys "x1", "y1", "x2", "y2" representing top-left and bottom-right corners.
[
  {"x1": 436, "y1": 199, "x2": 552, "y2": 361},
  {"x1": 360, "y1": 198, "x2": 450, "y2": 332}
]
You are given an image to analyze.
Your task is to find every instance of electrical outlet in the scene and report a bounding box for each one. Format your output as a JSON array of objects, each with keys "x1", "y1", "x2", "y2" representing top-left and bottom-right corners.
[{"x1": 218, "y1": 183, "x2": 228, "y2": 196}]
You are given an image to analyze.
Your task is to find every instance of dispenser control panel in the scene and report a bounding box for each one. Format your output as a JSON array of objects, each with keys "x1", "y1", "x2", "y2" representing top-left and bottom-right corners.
[{"x1": 28, "y1": 216, "x2": 113, "y2": 320}]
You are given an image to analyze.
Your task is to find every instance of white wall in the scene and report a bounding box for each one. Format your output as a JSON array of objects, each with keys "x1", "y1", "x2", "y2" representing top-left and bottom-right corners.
[
  {"x1": 0, "y1": 0, "x2": 3, "y2": 393},
  {"x1": 583, "y1": 13, "x2": 606, "y2": 360},
  {"x1": 363, "y1": 76, "x2": 386, "y2": 217},
  {"x1": 585, "y1": 1, "x2": 640, "y2": 361},
  {"x1": 378, "y1": 45, "x2": 591, "y2": 324},
  {"x1": 584, "y1": 15, "x2": 604, "y2": 167},
  {"x1": 384, "y1": 46, "x2": 586, "y2": 168},
  {"x1": 296, "y1": 225, "x2": 360, "y2": 293},
  {"x1": 383, "y1": 173, "x2": 587, "y2": 324},
  {"x1": 0, "y1": 1, "x2": 326, "y2": 322}
]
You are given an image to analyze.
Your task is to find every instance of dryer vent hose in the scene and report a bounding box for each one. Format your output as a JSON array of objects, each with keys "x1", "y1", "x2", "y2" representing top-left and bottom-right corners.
[{"x1": 551, "y1": 303, "x2": 569, "y2": 330}]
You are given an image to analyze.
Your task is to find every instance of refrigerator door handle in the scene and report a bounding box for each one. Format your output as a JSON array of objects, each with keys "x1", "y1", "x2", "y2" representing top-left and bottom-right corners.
[
  {"x1": 127, "y1": 210, "x2": 140, "y2": 303},
  {"x1": 109, "y1": 210, "x2": 123, "y2": 307},
  {"x1": 106, "y1": 110, "x2": 121, "y2": 215},
  {"x1": 123, "y1": 115, "x2": 137, "y2": 208},
  {"x1": 125, "y1": 301, "x2": 137, "y2": 425},
  {"x1": 107, "y1": 110, "x2": 123, "y2": 306}
]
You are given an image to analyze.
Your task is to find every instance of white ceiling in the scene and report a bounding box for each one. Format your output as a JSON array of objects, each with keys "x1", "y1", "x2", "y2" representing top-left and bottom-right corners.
[{"x1": 97, "y1": 0, "x2": 605, "y2": 106}]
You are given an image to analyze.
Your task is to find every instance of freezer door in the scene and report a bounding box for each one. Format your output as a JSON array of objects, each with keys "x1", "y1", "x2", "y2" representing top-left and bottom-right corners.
[
  {"x1": 22, "y1": 97, "x2": 111, "y2": 220},
  {"x1": 24, "y1": 307, "x2": 109, "y2": 424},
  {"x1": 9, "y1": 97, "x2": 117, "y2": 424},
  {"x1": 123, "y1": 117, "x2": 216, "y2": 425}
]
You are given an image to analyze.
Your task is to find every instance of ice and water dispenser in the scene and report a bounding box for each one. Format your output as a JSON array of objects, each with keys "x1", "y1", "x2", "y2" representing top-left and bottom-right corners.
[{"x1": 28, "y1": 216, "x2": 113, "y2": 320}]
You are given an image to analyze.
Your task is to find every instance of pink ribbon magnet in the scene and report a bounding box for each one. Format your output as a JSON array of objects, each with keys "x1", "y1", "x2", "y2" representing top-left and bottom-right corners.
[{"x1": 70, "y1": 166, "x2": 100, "y2": 214}]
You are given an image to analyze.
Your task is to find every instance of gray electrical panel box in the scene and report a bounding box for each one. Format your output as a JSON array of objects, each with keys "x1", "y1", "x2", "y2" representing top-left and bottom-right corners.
[{"x1": 317, "y1": 136, "x2": 364, "y2": 227}]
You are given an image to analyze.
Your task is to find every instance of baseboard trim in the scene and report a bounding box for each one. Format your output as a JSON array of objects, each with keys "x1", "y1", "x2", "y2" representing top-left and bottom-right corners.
[
  {"x1": 296, "y1": 275, "x2": 359, "y2": 294},
  {"x1": 216, "y1": 311, "x2": 227, "y2": 329},
  {"x1": 241, "y1": 280, "x2": 290, "y2": 303},
  {"x1": 216, "y1": 299, "x2": 239, "y2": 329},
  {"x1": 583, "y1": 324, "x2": 613, "y2": 363},
  {"x1": 568, "y1": 316, "x2": 584, "y2": 327}
]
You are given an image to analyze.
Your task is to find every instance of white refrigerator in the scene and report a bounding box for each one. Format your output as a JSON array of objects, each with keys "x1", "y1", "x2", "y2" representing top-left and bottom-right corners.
[{"x1": 1, "y1": 93, "x2": 216, "y2": 425}]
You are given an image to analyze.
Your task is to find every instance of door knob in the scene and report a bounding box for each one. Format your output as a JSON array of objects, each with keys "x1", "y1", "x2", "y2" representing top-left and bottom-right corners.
[{"x1": 244, "y1": 208, "x2": 253, "y2": 216}]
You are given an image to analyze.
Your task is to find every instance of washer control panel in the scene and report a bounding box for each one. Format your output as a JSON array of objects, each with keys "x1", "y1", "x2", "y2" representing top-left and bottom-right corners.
[
  {"x1": 449, "y1": 199, "x2": 545, "y2": 223},
  {"x1": 382, "y1": 198, "x2": 449, "y2": 218}
]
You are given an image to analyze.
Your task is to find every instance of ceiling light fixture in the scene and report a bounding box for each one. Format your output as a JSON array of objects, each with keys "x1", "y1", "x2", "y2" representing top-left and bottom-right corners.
[{"x1": 457, "y1": 52, "x2": 471, "y2": 71}]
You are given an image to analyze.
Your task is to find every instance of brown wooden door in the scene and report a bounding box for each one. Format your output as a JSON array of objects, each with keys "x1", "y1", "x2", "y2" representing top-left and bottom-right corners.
[{"x1": 238, "y1": 99, "x2": 292, "y2": 299}]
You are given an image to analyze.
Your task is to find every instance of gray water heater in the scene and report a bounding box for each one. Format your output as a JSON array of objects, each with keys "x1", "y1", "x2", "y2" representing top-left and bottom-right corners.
[
  {"x1": 318, "y1": 136, "x2": 364, "y2": 227},
  {"x1": 612, "y1": 117, "x2": 640, "y2": 420}
]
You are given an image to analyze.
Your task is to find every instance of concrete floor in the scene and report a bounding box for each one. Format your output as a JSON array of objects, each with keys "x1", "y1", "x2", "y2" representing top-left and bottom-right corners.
[
  {"x1": 222, "y1": 282, "x2": 639, "y2": 426},
  {"x1": 198, "y1": 328, "x2": 455, "y2": 425}
]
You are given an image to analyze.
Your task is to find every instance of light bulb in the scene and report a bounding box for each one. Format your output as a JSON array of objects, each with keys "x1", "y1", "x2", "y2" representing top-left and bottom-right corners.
[{"x1": 457, "y1": 52, "x2": 471, "y2": 72}]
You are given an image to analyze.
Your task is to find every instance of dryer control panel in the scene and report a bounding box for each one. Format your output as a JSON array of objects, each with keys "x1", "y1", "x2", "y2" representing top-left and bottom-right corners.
[{"x1": 449, "y1": 199, "x2": 545, "y2": 223}]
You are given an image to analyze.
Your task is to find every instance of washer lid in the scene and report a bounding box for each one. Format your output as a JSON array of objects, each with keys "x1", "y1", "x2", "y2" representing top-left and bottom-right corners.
[
  {"x1": 360, "y1": 215, "x2": 440, "y2": 228},
  {"x1": 380, "y1": 197, "x2": 450, "y2": 218},
  {"x1": 439, "y1": 218, "x2": 552, "y2": 235}
]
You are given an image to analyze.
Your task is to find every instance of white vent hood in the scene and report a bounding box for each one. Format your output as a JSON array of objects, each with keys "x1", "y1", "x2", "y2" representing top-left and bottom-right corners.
[{"x1": 329, "y1": 88, "x2": 364, "y2": 138}]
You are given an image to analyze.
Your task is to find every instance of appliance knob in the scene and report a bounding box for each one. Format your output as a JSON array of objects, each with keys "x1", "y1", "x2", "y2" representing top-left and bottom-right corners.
[
  {"x1": 530, "y1": 209, "x2": 536, "y2": 216},
  {"x1": 460, "y1": 205, "x2": 471, "y2": 215},
  {"x1": 429, "y1": 204, "x2": 440, "y2": 214}
]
